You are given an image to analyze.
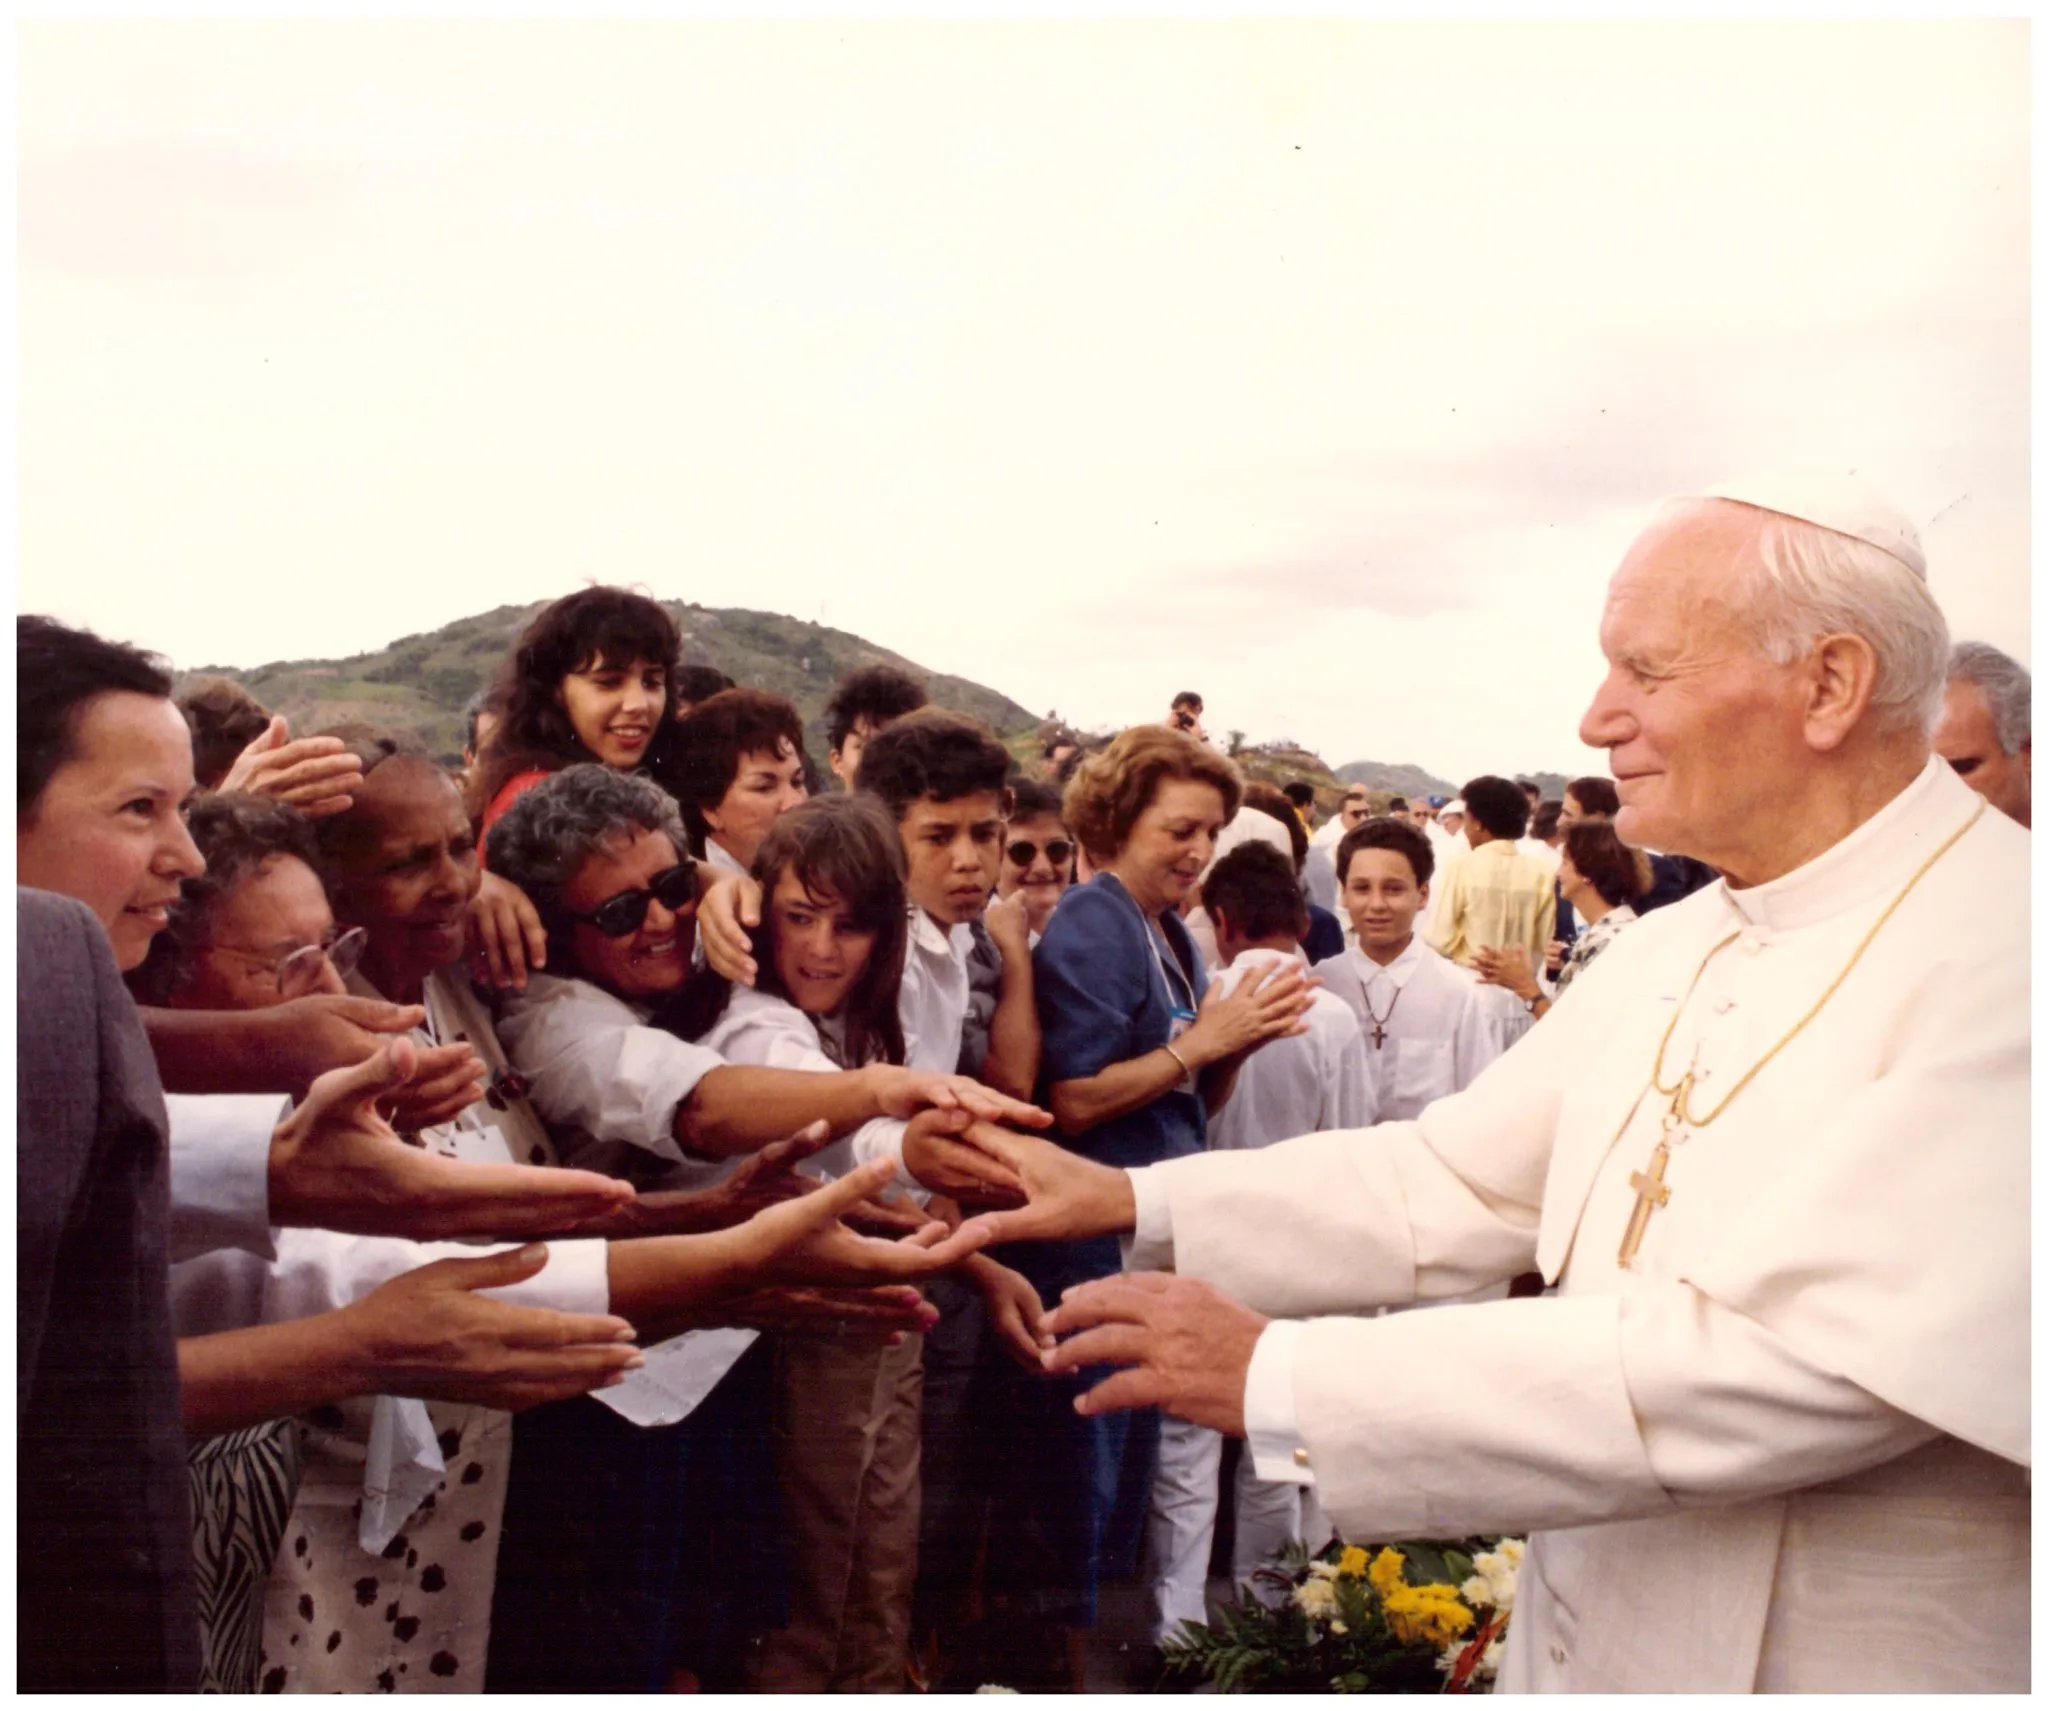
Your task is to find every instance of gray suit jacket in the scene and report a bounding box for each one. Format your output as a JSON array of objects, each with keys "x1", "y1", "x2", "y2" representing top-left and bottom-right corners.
[{"x1": 17, "y1": 887, "x2": 200, "y2": 1691}]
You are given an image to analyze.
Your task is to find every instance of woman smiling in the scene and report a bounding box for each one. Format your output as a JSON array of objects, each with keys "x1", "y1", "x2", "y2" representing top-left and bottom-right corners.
[{"x1": 989, "y1": 724, "x2": 1314, "y2": 1677}]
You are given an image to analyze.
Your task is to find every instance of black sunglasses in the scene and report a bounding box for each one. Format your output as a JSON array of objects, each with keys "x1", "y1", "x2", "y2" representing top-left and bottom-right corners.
[
  {"x1": 1007, "y1": 838, "x2": 1074, "y2": 868},
  {"x1": 562, "y1": 864, "x2": 699, "y2": 938}
]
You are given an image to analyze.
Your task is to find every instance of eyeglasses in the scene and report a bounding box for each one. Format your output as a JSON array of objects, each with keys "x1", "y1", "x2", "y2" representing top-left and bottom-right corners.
[
  {"x1": 561, "y1": 864, "x2": 699, "y2": 938},
  {"x1": 1006, "y1": 838, "x2": 1074, "y2": 869},
  {"x1": 208, "y1": 925, "x2": 369, "y2": 999}
]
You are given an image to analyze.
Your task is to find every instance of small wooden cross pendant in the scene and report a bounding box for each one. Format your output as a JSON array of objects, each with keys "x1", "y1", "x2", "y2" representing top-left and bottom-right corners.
[
  {"x1": 1617, "y1": 1139, "x2": 1672, "y2": 1269},
  {"x1": 1370, "y1": 1020, "x2": 1387, "y2": 1049}
]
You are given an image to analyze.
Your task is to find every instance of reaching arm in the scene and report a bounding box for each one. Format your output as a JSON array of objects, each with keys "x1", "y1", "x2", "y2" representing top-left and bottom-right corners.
[
  {"x1": 178, "y1": 1245, "x2": 639, "y2": 1435},
  {"x1": 976, "y1": 894, "x2": 1042, "y2": 1103}
]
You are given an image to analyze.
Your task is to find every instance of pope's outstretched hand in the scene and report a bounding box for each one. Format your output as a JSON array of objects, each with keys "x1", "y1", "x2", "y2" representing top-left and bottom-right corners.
[
  {"x1": 950, "y1": 1127, "x2": 1138, "y2": 1246},
  {"x1": 1041, "y1": 1272, "x2": 1270, "y2": 1438}
]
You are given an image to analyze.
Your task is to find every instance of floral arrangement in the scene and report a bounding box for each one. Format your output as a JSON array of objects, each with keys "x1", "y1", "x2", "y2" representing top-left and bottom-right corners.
[{"x1": 1160, "y1": 1535, "x2": 1524, "y2": 1693}]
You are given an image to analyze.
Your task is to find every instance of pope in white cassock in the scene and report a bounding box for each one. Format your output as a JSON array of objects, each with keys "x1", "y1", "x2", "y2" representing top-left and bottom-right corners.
[{"x1": 973, "y1": 476, "x2": 2028, "y2": 1693}]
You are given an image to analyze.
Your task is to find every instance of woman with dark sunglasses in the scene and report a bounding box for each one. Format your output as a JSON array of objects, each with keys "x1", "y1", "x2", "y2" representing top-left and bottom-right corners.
[
  {"x1": 994, "y1": 776, "x2": 1077, "y2": 946},
  {"x1": 481, "y1": 764, "x2": 1048, "y2": 1693}
]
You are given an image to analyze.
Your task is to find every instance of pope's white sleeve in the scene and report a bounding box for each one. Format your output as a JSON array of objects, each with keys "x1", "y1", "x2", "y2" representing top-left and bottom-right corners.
[
  {"x1": 1147, "y1": 996, "x2": 1575, "y2": 1317},
  {"x1": 165, "y1": 1093, "x2": 290, "y2": 1262},
  {"x1": 1286, "y1": 1282, "x2": 1938, "y2": 1543},
  {"x1": 1120, "y1": 1165, "x2": 1177, "y2": 1272},
  {"x1": 1244, "y1": 1319, "x2": 1315, "y2": 1486}
]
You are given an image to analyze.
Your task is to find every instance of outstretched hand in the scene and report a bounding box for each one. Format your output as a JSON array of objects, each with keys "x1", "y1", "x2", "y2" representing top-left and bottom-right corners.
[
  {"x1": 1041, "y1": 1271, "x2": 1268, "y2": 1436},
  {"x1": 268, "y1": 1038, "x2": 638, "y2": 1239},
  {"x1": 868, "y1": 1067, "x2": 1053, "y2": 1132},
  {"x1": 945, "y1": 1126, "x2": 1137, "y2": 1249},
  {"x1": 901, "y1": 1108, "x2": 1028, "y2": 1206},
  {"x1": 341, "y1": 1243, "x2": 643, "y2": 1411},
  {"x1": 218, "y1": 717, "x2": 365, "y2": 820},
  {"x1": 728, "y1": 1156, "x2": 995, "y2": 1288}
]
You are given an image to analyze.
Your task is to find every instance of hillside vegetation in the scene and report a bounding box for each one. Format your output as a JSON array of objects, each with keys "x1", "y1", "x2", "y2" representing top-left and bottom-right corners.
[
  {"x1": 184, "y1": 598, "x2": 1572, "y2": 810},
  {"x1": 186, "y1": 601, "x2": 1041, "y2": 764}
]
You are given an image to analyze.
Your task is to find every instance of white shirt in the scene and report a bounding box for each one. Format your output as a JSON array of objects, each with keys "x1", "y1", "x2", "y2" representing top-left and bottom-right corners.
[
  {"x1": 166, "y1": 1093, "x2": 288, "y2": 1262},
  {"x1": 899, "y1": 905, "x2": 973, "y2": 1074},
  {"x1": 496, "y1": 970, "x2": 728, "y2": 1190},
  {"x1": 1204, "y1": 947, "x2": 1376, "y2": 1151},
  {"x1": 697, "y1": 983, "x2": 926, "y2": 1200},
  {"x1": 1517, "y1": 835, "x2": 1563, "y2": 873},
  {"x1": 704, "y1": 838, "x2": 747, "y2": 877},
  {"x1": 1311, "y1": 938, "x2": 1509, "y2": 1120}
]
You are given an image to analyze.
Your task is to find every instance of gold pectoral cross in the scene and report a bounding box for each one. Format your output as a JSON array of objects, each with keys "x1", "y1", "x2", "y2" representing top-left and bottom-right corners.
[
  {"x1": 1618, "y1": 1075, "x2": 1689, "y2": 1270},
  {"x1": 1617, "y1": 1141, "x2": 1671, "y2": 1269}
]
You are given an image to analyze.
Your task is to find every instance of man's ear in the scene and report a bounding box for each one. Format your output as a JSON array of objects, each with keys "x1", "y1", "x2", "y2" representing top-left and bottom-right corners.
[{"x1": 1801, "y1": 632, "x2": 1881, "y2": 754}]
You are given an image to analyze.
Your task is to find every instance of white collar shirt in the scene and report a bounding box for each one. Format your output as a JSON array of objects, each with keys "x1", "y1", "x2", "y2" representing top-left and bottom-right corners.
[
  {"x1": 899, "y1": 904, "x2": 973, "y2": 1074},
  {"x1": 1206, "y1": 947, "x2": 1378, "y2": 1150},
  {"x1": 1314, "y1": 935, "x2": 1510, "y2": 1121}
]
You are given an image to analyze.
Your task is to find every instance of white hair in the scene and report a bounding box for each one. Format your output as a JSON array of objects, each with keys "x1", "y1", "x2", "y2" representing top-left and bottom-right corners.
[
  {"x1": 1661, "y1": 500, "x2": 1951, "y2": 737},
  {"x1": 1947, "y1": 641, "x2": 2032, "y2": 754}
]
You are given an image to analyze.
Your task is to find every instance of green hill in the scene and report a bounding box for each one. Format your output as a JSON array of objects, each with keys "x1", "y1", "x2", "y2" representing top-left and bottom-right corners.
[
  {"x1": 185, "y1": 600, "x2": 1044, "y2": 766},
  {"x1": 183, "y1": 598, "x2": 1537, "y2": 815}
]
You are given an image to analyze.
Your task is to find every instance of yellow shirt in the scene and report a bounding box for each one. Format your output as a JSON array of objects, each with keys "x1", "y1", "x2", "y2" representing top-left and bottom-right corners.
[{"x1": 1425, "y1": 837, "x2": 1556, "y2": 969}]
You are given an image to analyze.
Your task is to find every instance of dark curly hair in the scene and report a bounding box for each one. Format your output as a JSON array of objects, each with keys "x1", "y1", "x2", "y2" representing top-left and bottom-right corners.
[
  {"x1": 467, "y1": 587, "x2": 681, "y2": 821},
  {"x1": 823, "y1": 664, "x2": 928, "y2": 754}
]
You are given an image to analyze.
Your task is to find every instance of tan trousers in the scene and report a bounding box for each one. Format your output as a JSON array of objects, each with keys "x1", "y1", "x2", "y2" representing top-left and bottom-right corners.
[{"x1": 745, "y1": 1331, "x2": 923, "y2": 1693}]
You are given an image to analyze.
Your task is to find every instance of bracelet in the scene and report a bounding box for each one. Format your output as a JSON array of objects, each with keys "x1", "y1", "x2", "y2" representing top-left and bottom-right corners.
[{"x1": 1162, "y1": 1042, "x2": 1192, "y2": 1077}]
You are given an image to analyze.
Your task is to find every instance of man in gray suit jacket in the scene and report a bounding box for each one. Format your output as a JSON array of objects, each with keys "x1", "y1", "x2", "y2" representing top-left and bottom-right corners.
[{"x1": 18, "y1": 886, "x2": 202, "y2": 1691}]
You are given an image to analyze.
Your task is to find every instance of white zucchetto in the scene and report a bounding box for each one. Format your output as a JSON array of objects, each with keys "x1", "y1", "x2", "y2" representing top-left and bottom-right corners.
[{"x1": 1691, "y1": 472, "x2": 1927, "y2": 580}]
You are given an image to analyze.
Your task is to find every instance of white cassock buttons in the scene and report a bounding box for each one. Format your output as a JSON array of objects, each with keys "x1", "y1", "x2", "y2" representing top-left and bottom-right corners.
[
  {"x1": 1549, "y1": 1644, "x2": 1568, "y2": 1666},
  {"x1": 1292, "y1": 1447, "x2": 1311, "y2": 1468}
]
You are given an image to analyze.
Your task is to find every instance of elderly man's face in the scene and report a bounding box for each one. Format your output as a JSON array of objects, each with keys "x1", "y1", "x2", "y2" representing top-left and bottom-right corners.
[
  {"x1": 1933, "y1": 679, "x2": 2031, "y2": 827},
  {"x1": 1579, "y1": 504, "x2": 1809, "y2": 877},
  {"x1": 1340, "y1": 793, "x2": 1372, "y2": 831}
]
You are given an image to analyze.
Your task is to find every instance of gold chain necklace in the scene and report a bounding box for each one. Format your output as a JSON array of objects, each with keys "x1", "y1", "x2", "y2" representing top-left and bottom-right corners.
[{"x1": 1616, "y1": 798, "x2": 1985, "y2": 1268}]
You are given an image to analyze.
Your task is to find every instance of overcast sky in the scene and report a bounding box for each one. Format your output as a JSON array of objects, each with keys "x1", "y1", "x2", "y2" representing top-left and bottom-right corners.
[{"x1": 18, "y1": 18, "x2": 2029, "y2": 783}]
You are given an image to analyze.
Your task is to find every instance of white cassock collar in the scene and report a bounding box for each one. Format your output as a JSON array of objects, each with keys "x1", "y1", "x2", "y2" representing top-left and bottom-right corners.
[
  {"x1": 1715, "y1": 758, "x2": 1982, "y2": 936},
  {"x1": 1353, "y1": 933, "x2": 1424, "y2": 993}
]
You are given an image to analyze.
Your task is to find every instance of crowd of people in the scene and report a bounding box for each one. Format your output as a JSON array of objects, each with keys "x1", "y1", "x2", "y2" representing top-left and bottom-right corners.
[{"x1": 18, "y1": 473, "x2": 2031, "y2": 1695}]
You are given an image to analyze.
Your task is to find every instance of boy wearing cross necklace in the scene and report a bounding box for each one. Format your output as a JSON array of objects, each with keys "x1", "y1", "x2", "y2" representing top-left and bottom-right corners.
[{"x1": 1312, "y1": 818, "x2": 1515, "y2": 1122}]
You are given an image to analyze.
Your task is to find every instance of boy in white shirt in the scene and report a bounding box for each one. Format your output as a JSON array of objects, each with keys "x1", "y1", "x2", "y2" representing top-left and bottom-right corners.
[
  {"x1": 855, "y1": 709, "x2": 1040, "y2": 1100},
  {"x1": 1145, "y1": 842, "x2": 1374, "y2": 1644},
  {"x1": 1314, "y1": 817, "x2": 1514, "y2": 1121}
]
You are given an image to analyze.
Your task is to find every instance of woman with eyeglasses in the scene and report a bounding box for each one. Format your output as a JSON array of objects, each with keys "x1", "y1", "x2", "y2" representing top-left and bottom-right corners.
[
  {"x1": 137, "y1": 784, "x2": 639, "y2": 1692},
  {"x1": 151, "y1": 763, "x2": 983, "y2": 1693}
]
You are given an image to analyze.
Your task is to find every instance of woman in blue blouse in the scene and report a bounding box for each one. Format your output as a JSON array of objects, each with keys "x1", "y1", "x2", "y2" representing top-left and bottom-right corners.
[{"x1": 989, "y1": 724, "x2": 1313, "y2": 1683}]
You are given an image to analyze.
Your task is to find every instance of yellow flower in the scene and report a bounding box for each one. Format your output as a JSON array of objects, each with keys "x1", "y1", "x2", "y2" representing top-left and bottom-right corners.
[
  {"x1": 1366, "y1": 1548, "x2": 1407, "y2": 1599},
  {"x1": 1337, "y1": 1545, "x2": 1372, "y2": 1580},
  {"x1": 1381, "y1": 1584, "x2": 1476, "y2": 1649}
]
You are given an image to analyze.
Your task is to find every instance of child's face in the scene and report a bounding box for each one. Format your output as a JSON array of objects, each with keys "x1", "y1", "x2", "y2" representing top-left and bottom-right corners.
[
  {"x1": 768, "y1": 868, "x2": 877, "y2": 1018},
  {"x1": 1340, "y1": 846, "x2": 1426, "y2": 953},
  {"x1": 897, "y1": 791, "x2": 1005, "y2": 927}
]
